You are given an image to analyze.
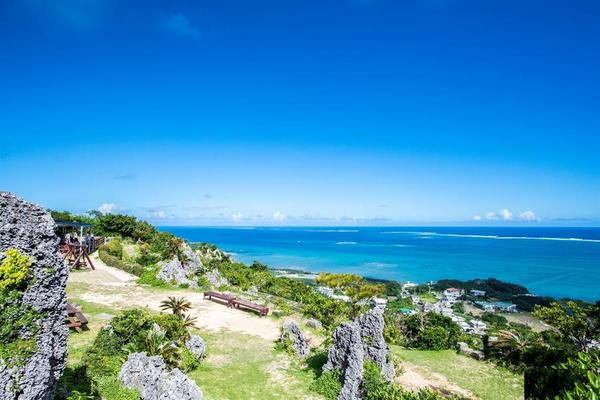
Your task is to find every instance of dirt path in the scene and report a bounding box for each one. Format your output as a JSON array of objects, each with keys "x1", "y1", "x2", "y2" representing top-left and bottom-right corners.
[
  {"x1": 396, "y1": 361, "x2": 477, "y2": 399},
  {"x1": 69, "y1": 255, "x2": 281, "y2": 341}
]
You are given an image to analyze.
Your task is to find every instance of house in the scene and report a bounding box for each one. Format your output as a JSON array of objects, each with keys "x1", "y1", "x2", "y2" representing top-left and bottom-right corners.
[
  {"x1": 370, "y1": 297, "x2": 388, "y2": 311},
  {"x1": 402, "y1": 281, "x2": 418, "y2": 290},
  {"x1": 470, "y1": 319, "x2": 487, "y2": 334},
  {"x1": 316, "y1": 286, "x2": 334, "y2": 297},
  {"x1": 475, "y1": 301, "x2": 496, "y2": 312},
  {"x1": 443, "y1": 288, "x2": 464, "y2": 299},
  {"x1": 470, "y1": 289, "x2": 486, "y2": 297},
  {"x1": 495, "y1": 301, "x2": 518, "y2": 313}
]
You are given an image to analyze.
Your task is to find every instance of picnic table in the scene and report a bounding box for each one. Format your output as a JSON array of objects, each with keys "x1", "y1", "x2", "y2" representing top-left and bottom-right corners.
[
  {"x1": 66, "y1": 303, "x2": 89, "y2": 332},
  {"x1": 203, "y1": 291, "x2": 236, "y2": 306},
  {"x1": 230, "y1": 298, "x2": 269, "y2": 317},
  {"x1": 61, "y1": 244, "x2": 95, "y2": 270}
]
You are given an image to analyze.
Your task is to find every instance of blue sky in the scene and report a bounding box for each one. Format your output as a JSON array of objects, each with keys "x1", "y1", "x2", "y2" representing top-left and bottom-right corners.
[{"x1": 1, "y1": 0, "x2": 599, "y2": 226}]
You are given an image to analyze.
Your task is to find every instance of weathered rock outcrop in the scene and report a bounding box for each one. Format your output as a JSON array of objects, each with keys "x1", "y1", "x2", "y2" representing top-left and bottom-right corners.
[
  {"x1": 157, "y1": 244, "x2": 229, "y2": 288},
  {"x1": 280, "y1": 321, "x2": 311, "y2": 358},
  {"x1": 323, "y1": 309, "x2": 394, "y2": 400},
  {"x1": 306, "y1": 318, "x2": 323, "y2": 330},
  {"x1": 119, "y1": 352, "x2": 203, "y2": 400},
  {"x1": 204, "y1": 268, "x2": 228, "y2": 288},
  {"x1": 157, "y1": 244, "x2": 203, "y2": 287},
  {"x1": 186, "y1": 335, "x2": 206, "y2": 360},
  {"x1": 0, "y1": 192, "x2": 68, "y2": 400}
]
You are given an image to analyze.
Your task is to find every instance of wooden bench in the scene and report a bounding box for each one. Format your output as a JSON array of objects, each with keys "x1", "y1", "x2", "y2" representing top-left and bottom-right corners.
[
  {"x1": 66, "y1": 303, "x2": 89, "y2": 332},
  {"x1": 203, "y1": 291, "x2": 236, "y2": 306},
  {"x1": 230, "y1": 298, "x2": 269, "y2": 317}
]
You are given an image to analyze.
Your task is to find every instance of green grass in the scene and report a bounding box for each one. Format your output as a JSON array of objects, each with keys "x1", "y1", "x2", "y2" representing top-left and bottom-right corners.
[
  {"x1": 418, "y1": 292, "x2": 438, "y2": 304},
  {"x1": 189, "y1": 329, "x2": 322, "y2": 400},
  {"x1": 63, "y1": 298, "x2": 322, "y2": 400},
  {"x1": 392, "y1": 346, "x2": 524, "y2": 400}
]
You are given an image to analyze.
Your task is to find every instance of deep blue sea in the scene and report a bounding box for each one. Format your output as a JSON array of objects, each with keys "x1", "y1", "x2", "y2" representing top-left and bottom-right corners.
[{"x1": 160, "y1": 226, "x2": 600, "y2": 301}]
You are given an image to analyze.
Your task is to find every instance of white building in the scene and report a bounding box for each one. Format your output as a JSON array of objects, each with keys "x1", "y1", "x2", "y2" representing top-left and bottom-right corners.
[
  {"x1": 371, "y1": 297, "x2": 388, "y2": 311},
  {"x1": 470, "y1": 289, "x2": 486, "y2": 297},
  {"x1": 443, "y1": 288, "x2": 464, "y2": 299}
]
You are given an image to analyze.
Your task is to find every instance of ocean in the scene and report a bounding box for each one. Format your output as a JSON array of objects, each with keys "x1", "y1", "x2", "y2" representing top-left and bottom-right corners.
[{"x1": 160, "y1": 226, "x2": 600, "y2": 302}]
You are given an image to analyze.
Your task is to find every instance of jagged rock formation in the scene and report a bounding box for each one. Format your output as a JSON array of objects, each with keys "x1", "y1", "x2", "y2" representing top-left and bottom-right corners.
[
  {"x1": 204, "y1": 268, "x2": 228, "y2": 288},
  {"x1": 119, "y1": 352, "x2": 203, "y2": 400},
  {"x1": 323, "y1": 309, "x2": 394, "y2": 400},
  {"x1": 186, "y1": 335, "x2": 206, "y2": 360},
  {"x1": 157, "y1": 244, "x2": 229, "y2": 288},
  {"x1": 306, "y1": 318, "x2": 323, "y2": 330},
  {"x1": 157, "y1": 244, "x2": 203, "y2": 287},
  {"x1": 280, "y1": 321, "x2": 311, "y2": 358},
  {"x1": 0, "y1": 192, "x2": 68, "y2": 400}
]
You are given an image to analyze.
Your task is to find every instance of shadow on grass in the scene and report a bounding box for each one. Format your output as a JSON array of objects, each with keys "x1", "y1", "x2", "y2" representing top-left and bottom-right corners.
[
  {"x1": 305, "y1": 350, "x2": 328, "y2": 377},
  {"x1": 55, "y1": 365, "x2": 99, "y2": 400}
]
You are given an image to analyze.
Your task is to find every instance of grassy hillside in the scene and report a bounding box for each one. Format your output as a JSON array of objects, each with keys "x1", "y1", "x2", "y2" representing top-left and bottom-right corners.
[{"x1": 392, "y1": 347, "x2": 523, "y2": 400}]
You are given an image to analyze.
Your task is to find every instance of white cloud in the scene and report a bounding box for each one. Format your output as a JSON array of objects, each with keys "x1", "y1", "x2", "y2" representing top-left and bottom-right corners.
[
  {"x1": 519, "y1": 210, "x2": 538, "y2": 221},
  {"x1": 231, "y1": 212, "x2": 243, "y2": 222},
  {"x1": 97, "y1": 203, "x2": 116, "y2": 215},
  {"x1": 273, "y1": 211, "x2": 286, "y2": 222},
  {"x1": 485, "y1": 211, "x2": 498, "y2": 220},
  {"x1": 161, "y1": 14, "x2": 201, "y2": 39},
  {"x1": 472, "y1": 214, "x2": 482, "y2": 221},
  {"x1": 499, "y1": 208, "x2": 513, "y2": 221}
]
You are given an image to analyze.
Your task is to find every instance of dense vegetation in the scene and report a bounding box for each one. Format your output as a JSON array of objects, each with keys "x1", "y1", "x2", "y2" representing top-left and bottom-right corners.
[
  {"x1": 0, "y1": 249, "x2": 43, "y2": 368},
  {"x1": 59, "y1": 307, "x2": 201, "y2": 399}
]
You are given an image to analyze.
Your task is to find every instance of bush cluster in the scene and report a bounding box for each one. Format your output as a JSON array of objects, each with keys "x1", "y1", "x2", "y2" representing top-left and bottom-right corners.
[
  {"x1": 98, "y1": 247, "x2": 144, "y2": 277},
  {"x1": 0, "y1": 249, "x2": 43, "y2": 367}
]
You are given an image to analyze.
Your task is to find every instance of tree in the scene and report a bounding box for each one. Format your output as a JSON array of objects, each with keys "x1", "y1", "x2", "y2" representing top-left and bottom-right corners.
[
  {"x1": 316, "y1": 273, "x2": 385, "y2": 317},
  {"x1": 160, "y1": 297, "x2": 192, "y2": 317},
  {"x1": 490, "y1": 329, "x2": 542, "y2": 366},
  {"x1": 555, "y1": 351, "x2": 600, "y2": 400},
  {"x1": 534, "y1": 301, "x2": 598, "y2": 352}
]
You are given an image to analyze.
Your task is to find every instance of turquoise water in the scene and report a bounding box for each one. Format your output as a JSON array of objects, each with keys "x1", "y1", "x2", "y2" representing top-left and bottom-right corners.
[{"x1": 160, "y1": 226, "x2": 600, "y2": 301}]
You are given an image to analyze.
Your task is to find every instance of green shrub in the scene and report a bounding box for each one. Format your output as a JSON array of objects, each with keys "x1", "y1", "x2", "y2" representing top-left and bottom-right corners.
[
  {"x1": 181, "y1": 347, "x2": 200, "y2": 372},
  {"x1": 138, "y1": 268, "x2": 168, "y2": 287},
  {"x1": 197, "y1": 276, "x2": 211, "y2": 290},
  {"x1": 104, "y1": 238, "x2": 123, "y2": 258},
  {"x1": 0, "y1": 248, "x2": 32, "y2": 290},
  {"x1": 98, "y1": 248, "x2": 144, "y2": 277},
  {"x1": 311, "y1": 368, "x2": 342, "y2": 400}
]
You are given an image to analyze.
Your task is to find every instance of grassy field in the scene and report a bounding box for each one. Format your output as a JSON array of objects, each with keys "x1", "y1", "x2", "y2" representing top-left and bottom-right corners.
[
  {"x1": 63, "y1": 297, "x2": 322, "y2": 400},
  {"x1": 392, "y1": 347, "x2": 524, "y2": 400}
]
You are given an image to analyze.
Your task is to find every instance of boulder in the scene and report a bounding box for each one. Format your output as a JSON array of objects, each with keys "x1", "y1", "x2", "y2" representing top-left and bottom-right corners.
[
  {"x1": 119, "y1": 352, "x2": 203, "y2": 400},
  {"x1": 204, "y1": 268, "x2": 228, "y2": 288},
  {"x1": 457, "y1": 342, "x2": 485, "y2": 361},
  {"x1": 280, "y1": 321, "x2": 311, "y2": 358},
  {"x1": 323, "y1": 309, "x2": 394, "y2": 400},
  {"x1": 186, "y1": 335, "x2": 206, "y2": 360},
  {"x1": 0, "y1": 192, "x2": 68, "y2": 400},
  {"x1": 306, "y1": 318, "x2": 323, "y2": 330},
  {"x1": 157, "y1": 244, "x2": 204, "y2": 288}
]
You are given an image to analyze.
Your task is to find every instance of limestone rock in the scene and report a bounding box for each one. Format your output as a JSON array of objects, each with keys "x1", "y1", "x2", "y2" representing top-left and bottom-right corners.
[
  {"x1": 356, "y1": 309, "x2": 394, "y2": 381},
  {"x1": 306, "y1": 318, "x2": 323, "y2": 330},
  {"x1": 280, "y1": 321, "x2": 311, "y2": 358},
  {"x1": 323, "y1": 309, "x2": 394, "y2": 400},
  {"x1": 186, "y1": 335, "x2": 206, "y2": 360},
  {"x1": 119, "y1": 352, "x2": 203, "y2": 400},
  {"x1": 323, "y1": 323, "x2": 365, "y2": 400},
  {"x1": 157, "y1": 244, "x2": 203, "y2": 288},
  {"x1": 0, "y1": 192, "x2": 68, "y2": 400},
  {"x1": 204, "y1": 268, "x2": 228, "y2": 288}
]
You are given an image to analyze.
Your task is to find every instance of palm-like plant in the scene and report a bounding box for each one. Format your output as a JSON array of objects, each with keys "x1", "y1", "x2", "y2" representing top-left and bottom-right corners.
[
  {"x1": 144, "y1": 329, "x2": 181, "y2": 368},
  {"x1": 160, "y1": 296, "x2": 192, "y2": 317},
  {"x1": 492, "y1": 329, "x2": 543, "y2": 365},
  {"x1": 181, "y1": 314, "x2": 198, "y2": 330}
]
